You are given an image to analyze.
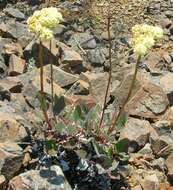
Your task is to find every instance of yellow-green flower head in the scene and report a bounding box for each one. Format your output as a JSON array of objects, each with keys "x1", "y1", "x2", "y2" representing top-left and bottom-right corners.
[
  {"x1": 131, "y1": 24, "x2": 163, "y2": 56},
  {"x1": 27, "y1": 7, "x2": 63, "y2": 40}
]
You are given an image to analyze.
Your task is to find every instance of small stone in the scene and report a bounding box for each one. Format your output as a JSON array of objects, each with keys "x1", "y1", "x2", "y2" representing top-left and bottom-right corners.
[
  {"x1": 101, "y1": 30, "x2": 115, "y2": 40},
  {"x1": 163, "y1": 53, "x2": 172, "y2": 64},
  {"x1": 8, "y1": 54, "x2": 26, "y2": 76},
  {"x1": 159, "y1": 18, "x2": 172, "y2": 28},
  {"x1": 0, "y1": 86, "x2": 11, "y2": 101},
  {"x1": 4, "y1": 8, "x2": 25, "y2": 20}
]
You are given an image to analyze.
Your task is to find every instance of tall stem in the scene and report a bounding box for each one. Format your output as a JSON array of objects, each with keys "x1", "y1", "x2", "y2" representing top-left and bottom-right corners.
[
  {"x1": 108, "y1": 55, "x2": 141, "y2": 134},
  {"x1": 39, "y1": 41, "x2": 52, "y2": 130},
  {"x1": 49, "y1": 39, "x2": 54, "y2": 112},
  {"x1": 99, "y1": 9, "x2": 112, "y2": 129}
]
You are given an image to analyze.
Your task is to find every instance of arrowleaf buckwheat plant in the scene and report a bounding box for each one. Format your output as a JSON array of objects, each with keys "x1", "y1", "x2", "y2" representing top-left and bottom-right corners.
[
  {"x1": 109, "y1": 24, "x2": 164, "y2": 133},
  {"x1": 27, "y1": 7, "x2": 63, "y2": 130}
]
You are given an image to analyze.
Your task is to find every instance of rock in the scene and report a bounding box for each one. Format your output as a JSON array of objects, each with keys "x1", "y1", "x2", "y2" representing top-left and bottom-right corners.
[
  {"x1": 58, "y1": 42, "x2": 83, "y2": 66},
  {"x1": 170, "y1": 26, "x2": 173, "y2": 35},
  {"x1": 151, "y1": 135, "x2": 173, "y2": 158},
  {"x1": 138, "y1": 143, "x2": 153, "y2": 155},
  {"x1": 163, "y1": 53, "x2": 172, "y2": 64},
  {"x1": 0, "y1": 20, "x2": 28, "y2": 39},
  {"x1": 165, "y1": 153, "x2": 173, "y2": 180},
  {"x1": 0, "y1": 54, "x2": 7, "y2": 78},
  {"x1": 151, "y1": 158, "x2": 165, "y2": 171},
  {"x1": 0, "y1": 111, "x2": 28, "y2": 142},
  {"x1": 4, "y1": 8, "x2": 25, "y2": 20},
  {"x1": 8, "y1": 165, "x2": 72, "y2": 190},
  {"x1": 0, "y1": 86, "x2": 11, "y2": 101},
  {"x1": 160, "y1": 73, "x2": 173, "y2": 93},
  {"x1": 101, "y1": 30, "x2": 115, "y2": 40},
  {"x1": 68, "y1": 32, "x2": 97, "y2": 50},
  {"x1": 159, "y1": 18, "x2": 172, "y2": 28},
  {"x1": 3, "y1": 42, "x2": 23, "y2": 57},
  {"x1": 125, "y1": 82, "x2": 169, "y2": 120},
  {"x1": 0, "y1": 175, "x2": 6, "y2": 189},
  {"x1": 141, "y1": 173, "x2": 160, "y2": 190},
  {"x1": 0, "y1": 142, "x2": 23, "y2": 180},
  {"x1": 8, "y1": 54, "x2": 26, "y2": 76},
  {"x1": 152, "y1": 120, "x2": 172, "y2": 136},
  {"x1": 80, "y1": 71, "x2": 109, "y2": 106},
  {"x1": 0, "y1": 77, "x2": 23, "y2": 93},
  {"x1": 53, "y1": 24, "x2": 66, "y2": 37},
  {"x1": 87, "y1": 48, "x2": 106, "y2": 66},
  {"x1": 144, "y1": 52, "x2": 162, "y2": 75},
  {"x1": 66, "y1": 80, "x2": 89, "y2": 96},
  {"x1": 120, "y1": 118, "x2": 157, "y2": 151},
  {"x1": 161, "y1": 106, "x2": 173, "y2": 122},
  {"x1": 165, "y1": 10, "x2": 173, "y2": 18},
  {"x1": 44, "y1": 65, "x2": 79, "y2": 87}
]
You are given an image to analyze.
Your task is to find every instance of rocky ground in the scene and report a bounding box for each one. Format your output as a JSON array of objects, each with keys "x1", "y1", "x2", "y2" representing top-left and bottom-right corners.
[{"x1": 0, "y1": 0, "x2": 173, "y2": 189}]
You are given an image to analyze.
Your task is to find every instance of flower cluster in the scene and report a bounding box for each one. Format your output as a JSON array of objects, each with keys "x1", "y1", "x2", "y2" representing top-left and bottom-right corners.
[
  {"x1": 131, "y1": 24, "x2": 164, "y2": 56},
  {"x1": 27, "y1": 7, "x2": 63, "y2": 40}
]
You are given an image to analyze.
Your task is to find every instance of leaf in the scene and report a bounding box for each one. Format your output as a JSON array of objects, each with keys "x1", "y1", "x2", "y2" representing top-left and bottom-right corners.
[
  {"x1": 45, "y1": 139, "x2": 57, "y2": 151},
  {"x1": 53, "y1": 95, "x2": 65, "y2": 115},
  {"x1": 73, "y1": 105, "x2": 82, "y2": 121},
  {"x1": 115, "y1": 138, "x2": 129, "y2": 153},
  {"x1": 116, "y1": 113, "x2": 128, "y2": 131},
  {"x1": 55, "y1": 123, "x2": 66, "y2": 133}
]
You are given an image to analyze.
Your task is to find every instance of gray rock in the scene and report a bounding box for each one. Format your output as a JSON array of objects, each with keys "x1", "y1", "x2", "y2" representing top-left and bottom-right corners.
[
  {"x1": 0, "y1": 142, "x2": 23, "y2": 180},
  {"x1": 0, "y1": 20, "x2": 28, "y2": 39},
  {"x1": 68, "y1": 32, "x2": 97, "y2": 50},
  {"x1": 8, "y1": 165, "x2": 72, "y2": 190},
  {"x1": 4, "y1": 8, "x2": 25, "y2": 20},
  {"x1": 87, "y1": 48, "x2": 106, "y2": 66},
  {"x1": 0, "y1": 86, "x2": 11, "y2": 101}
]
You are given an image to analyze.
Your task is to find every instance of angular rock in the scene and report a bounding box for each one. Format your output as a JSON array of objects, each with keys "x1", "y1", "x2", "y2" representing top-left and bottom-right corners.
[
  {"x1": 0, "y1": 111, "x2": 28, "y2": 142},
  {"x1": 58, "y1": 42, "x2": 83, "y2": 66},
  {"x1": 44, "y1": 65, "x2": 79, "y2": 87},
  {"x1": 141, "y1": 173, "x2": 160, "y2": 190},
  {"x1": 87, "y1": 48, "x2": 106, "y2": 66},
  {"x1": 152, "y1": 120, "x2": 172, "y2": 136},
  {"x1": 125, "y1": 82, "x2": 169, "y2": 120},
  {"x1": 8, "y1": 165, "x2": 72, "y2": 190},
  {"x1": 144, "y1": 52, "x2": 162, "y2": 75},
  {"x1": 80, "y1": 71, "x2": 109, "y2": 106},
  {"x1": 0, "y1": 20, "x2": 28, "y2": 39},
  {"x1": 4, "y1": 8, "x2": 25, "y2": 20},
  {"x1": 160, "y1": 73, "x2": 173, "y2": 94},
  {"x1": 159, "y1": 18, "x2": 172, "y2": 28},
  {"x1": 0, "y1": 142, "x2": 23, "y2": 180},
  {"x1": 0, "y1": 77, "x2": 23, "y2": 93},
  {"x1": 120, "y1": 118, "x2": 156, "y2": 150},
  {"x1": 151, "y1": 135, "x2": 173, "y2": 157},
  {"x1": 66, "y1": 80, "x2": 89, "y2": 96},
  {"x1": 165, "y1": 153, "x2": 173, "y2": 180},
  {"x1": 8, "y1": 54, "x2": 26, "y2": 76},
  {"x1": 68, "y1": 32, "x2": 97, "y2": 50}
]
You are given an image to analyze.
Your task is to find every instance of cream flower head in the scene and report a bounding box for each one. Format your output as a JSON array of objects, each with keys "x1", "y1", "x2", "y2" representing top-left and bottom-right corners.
[
  {"x1": 27, "y1": 7, "x2": 63, "y2": 41},
  {"x1": 131, "y1": 24, "x2": 164, "y2": 56}
]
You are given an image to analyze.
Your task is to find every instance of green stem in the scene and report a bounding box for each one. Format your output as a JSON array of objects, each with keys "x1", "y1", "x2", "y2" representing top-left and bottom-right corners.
[
  {"x1": 108, "y1": 55, "x2": 141, "y2": 134},
  {"x1": 39, "y1": 41, "x2": 52, "y2": 130}
]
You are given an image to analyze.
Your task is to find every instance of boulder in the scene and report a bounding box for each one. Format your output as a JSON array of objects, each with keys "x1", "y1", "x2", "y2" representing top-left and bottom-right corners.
[
  {"x1": 125, "y1": 82, "x2": 169, "y2": 120},
  {"x1": 8, "y1": 165, "x2": 72, "y2": 190},
  {"x1": 0, "y1": 142, "x2": 23, "y2": 180}
]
